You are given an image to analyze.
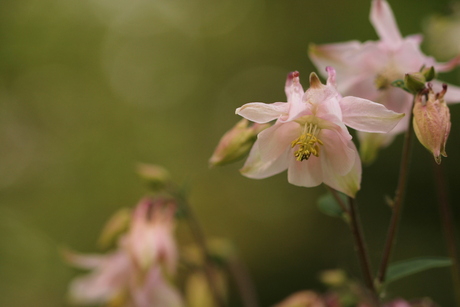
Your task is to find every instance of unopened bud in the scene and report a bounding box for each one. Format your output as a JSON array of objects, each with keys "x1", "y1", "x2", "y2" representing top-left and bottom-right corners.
[
  {"x1": 98, "y1": 207, "x2": 132, "y2": 249},
  {"x1": 422, "y1": 66, "x2": 436, "y2": 82},
  {"x1": 319, "y1": 269, "x2": 347, "y2": 287},
  {"x1": 413, "y1": 84, "x2": 451, "y2": 164},
  {"x1": 404, "y1": 72, "x2": 426, "y2": 93},
  {"x1": 209, "y1": 119, "x2": 269, "y2": 167},
  {"x1": 136, "y1": 163, "x2": 172, "y2": 191}
]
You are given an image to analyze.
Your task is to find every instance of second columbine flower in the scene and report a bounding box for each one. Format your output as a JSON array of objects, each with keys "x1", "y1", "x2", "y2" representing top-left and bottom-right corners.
[{"x1": 236, "y1": 67, "x2": 404, "y2": 198}]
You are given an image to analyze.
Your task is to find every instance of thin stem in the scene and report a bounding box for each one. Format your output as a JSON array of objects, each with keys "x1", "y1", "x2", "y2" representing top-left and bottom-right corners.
[
  {"x1": 178, "y1": 195, "x2": 226, "y2": 307},
  {"x1": 326, "y1": 186, "x2": 350, "y2": 215},
  {"x1": 227, "y1": 256, "x2": 260, "y2": 307},
  {"x1": 432, "y1": 160, "x2": 460, "y2": 305},
  {"x1": 377, "y1": 99, "x2": 415, "y2": 284},
  {"x1": 348, "y1": 196, "x2": 378, "y2": 303}
]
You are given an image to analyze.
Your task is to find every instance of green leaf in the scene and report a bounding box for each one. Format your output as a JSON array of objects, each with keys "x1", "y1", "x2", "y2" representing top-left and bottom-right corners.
[
  {"x1": 385, "y1": 257, "x2": 452, "y2": 286},
  {"x1": 317, "y1": 192, "x2": 347, "y2": 218}
]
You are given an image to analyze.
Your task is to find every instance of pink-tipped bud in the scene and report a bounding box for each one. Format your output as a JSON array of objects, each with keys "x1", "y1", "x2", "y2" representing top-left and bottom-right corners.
[
  {"x1": 413, "y1": 84, "x2": 451, "y2": 164},
  {"x1": 209, "y1": 119, "x2": 270, "y2": 167}
]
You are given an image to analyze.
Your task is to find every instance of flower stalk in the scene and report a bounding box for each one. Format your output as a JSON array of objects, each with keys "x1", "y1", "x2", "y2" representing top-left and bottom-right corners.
[
  {"x1": 377, "y1": 96, "x2": 416, "y2": 284},
  {"x1": 347, "y1": 196, "x2": 379, "y2": 305},
  {"x1": 432, "y1": 160, "x2": 460, "y2": 305}
]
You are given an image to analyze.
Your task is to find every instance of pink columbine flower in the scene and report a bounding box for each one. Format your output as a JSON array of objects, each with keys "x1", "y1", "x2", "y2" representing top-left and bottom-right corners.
[
  {"x1": 65, "y1": 247, "x2": 184, "y2": 307},
  {"x1": 236, "y1": 68, "x2": 404, "y2": 197},
  {"x1": 125, "y1": 197, "x2": 178, "y2": 275},
  {"x1": 309, "y1": 0, "x2": 460, "y2": 163},
  {"x1": 65, "y1": 248, "x2": 133, "y2": 305}
]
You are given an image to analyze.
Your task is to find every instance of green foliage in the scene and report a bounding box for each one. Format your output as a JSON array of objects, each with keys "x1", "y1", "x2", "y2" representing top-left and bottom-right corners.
[
  {"x1": 384, "y1": 257, "x2": 452, "y2": 286},
  {"x1": 317, "y1": 192, "x2": 347, "y2": 218}
]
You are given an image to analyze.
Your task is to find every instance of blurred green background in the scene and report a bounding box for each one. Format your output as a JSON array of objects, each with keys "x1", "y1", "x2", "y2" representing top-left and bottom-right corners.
[{"x1": 1, "y1": 0, "x2": 460, "y2": 306}]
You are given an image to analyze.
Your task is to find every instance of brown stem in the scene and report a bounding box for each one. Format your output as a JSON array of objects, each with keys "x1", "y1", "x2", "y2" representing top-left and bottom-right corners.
[
  {"x1": 377, "y1": 99, "x2": 415, "y2": 284},
  {"x1": 432, "y1": 160, "x2": 460, "y2": 305},
  {"x1": 348, "y1": 196, "x2": 378, "y2": 304},
  {"x1": 227, "y1": 256, "x2": 260, "y2": 307}
]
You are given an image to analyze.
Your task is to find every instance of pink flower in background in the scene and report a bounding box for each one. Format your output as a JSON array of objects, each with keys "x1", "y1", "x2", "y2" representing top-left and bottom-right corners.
[
  {"x1": 65, "y1": 249, "x2": 133, "y2": 305},
  {"x1": 66, "y1": 247, "x2": 184, "y2": 307},
  {"x1": 309, "y1": 0, "x2": 460, "y2": 163},
  {"x1": 236, "y1": 68, "x2": 403, "y2": 197},
  {"x1": 125, "y1": 197, "x2": 178, "y2": 275}
]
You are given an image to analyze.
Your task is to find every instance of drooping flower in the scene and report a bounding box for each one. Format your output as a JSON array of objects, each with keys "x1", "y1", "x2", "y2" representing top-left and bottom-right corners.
[
  {"x1": 309, "y1": 0, "x2": 460, "y2": 163},
  {"x1": 413, "y1": 84, "x2": 451, "y2": 164},
  {"x1": 236, "y1": 68, "x2": 404, "y2": 197},
  {"x1": 124, "y1": 197, "x2": 178, "y2": 275}
]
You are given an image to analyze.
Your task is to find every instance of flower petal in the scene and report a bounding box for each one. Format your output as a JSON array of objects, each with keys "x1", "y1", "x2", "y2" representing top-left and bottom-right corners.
[
  {"x1": 323, "y1": 141, "x2": 361, "y2": 198},
  {"x1": 370, "y1": 0, "x2": 402, "y2": 49},
  {"x1": 287, "y1": 157, "x2": 323, "y2": 188},
  {"x1": 240, "y1": 139, "x2": 290, "y2": 179},
  {"x1": 236, "y1": 102, "x2": 288, "y2": 123},
  {"x1": 320, "y1": 127, "x2": 355, "y2": 176},
  {"x1": 340, "y1": 96, "x2": 405, "y2": 133},
  {"x1": 257, "y1": 122, "x2": 299, "y2": 162},
  {"x1": 435, "y1": 54, "x2": 460, "y2": 72},
  {"x1": 309, "y1": 41, "x2": 363, "y2": 73},
  {"x1": 285, "y1": 71, "x2": 304, "y2": 102}
]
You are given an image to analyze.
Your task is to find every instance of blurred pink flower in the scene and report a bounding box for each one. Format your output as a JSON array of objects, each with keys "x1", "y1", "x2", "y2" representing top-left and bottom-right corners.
[
  {"x1": 66, "y1": 248, "x2": 184, "y2": 307},
  {"x1": 236, "y1": 68, "x2": 403, "y2": 197},
  {"x1": 65, "y1": 249, "x2": 132, "y2": 305},
  {"x1": 309, "y1": 0, "x2": 460, "y2": 163},
  {"x1": 125, "y1": 197, "x2": 178, "y2": 275}
]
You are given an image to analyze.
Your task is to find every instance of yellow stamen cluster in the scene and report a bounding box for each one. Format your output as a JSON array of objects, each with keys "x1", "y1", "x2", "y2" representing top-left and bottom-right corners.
[{"x1": 291, "y1": 123, "x2": 323, "y2": 161}]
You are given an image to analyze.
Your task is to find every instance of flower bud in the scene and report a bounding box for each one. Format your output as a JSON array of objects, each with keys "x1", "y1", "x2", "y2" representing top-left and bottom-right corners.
[
  {"x1": 413, "y1": 84, "x2": 451, "y2": 164},
  {"x1": 98, "y1": 207, "x2": 132, "y2": 249},
  {"x1": 421, "y1": 66, "x2": 436, "y2": 82},
  {"x1": 136, "y1": 163, "x2": 172, "y2": 191},
  {"x1": 404, "y1": 72, "x2": 426, "y2": 93},
  {"x1": 209, "y1": 119, "x2": 269, "y2": 167}
]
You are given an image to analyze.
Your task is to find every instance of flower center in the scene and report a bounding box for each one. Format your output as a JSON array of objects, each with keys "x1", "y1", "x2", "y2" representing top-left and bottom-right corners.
[
  {"x1": 374, "y1": 66, "x2": 401, "y2": 90},
  {"x1": 291, "y1": 123, "x2": 323, "y2": 161}
]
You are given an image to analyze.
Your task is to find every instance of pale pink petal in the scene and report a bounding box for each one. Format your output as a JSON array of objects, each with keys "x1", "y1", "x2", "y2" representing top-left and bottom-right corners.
[
  {"x1": 285, "y1": 71, "x2": 304, "y2": 102},
  {"x1": 236, "y1": 102, "x2": 289, "y2": 123},
  {"x1": 320, "y1": 128, "x2": 355, "y2": 176},
  {"x1": 431, "y1": 80, "x2": 460, "y2": 104},
  {"x1": 63, "y1": 250, "x2": 106, "y2": 270},
  {"x1": 68, "y1": 251, "x2": 131, "y2": 304},
  {"x1": 257, "y1": 122, "x2": 300, "y2": 162},
  {"x1": 287, "y1": 156, "x2": 323, "y2": 187},
  {"x1": 392, "y1": 40, "x2": 434, "y2": 73},
  {"x1": 339, "y1": 96, "x2": 405, "y2": 133},
  {"x1": 322, "y1": 142, "x2": 361, "y2": 198},
  {"x1": 131, "y1": 267, "x2": 184, "y2": 307},
  {"x1": 240, "y1": 139, "x2": 290, "y2": 179},
  {"x1": 435, "y1": 54, "x2": 460, "y2": 72},
  {"x1": 370, "y1": 0, "x2": 402, "y2": 48},
  {"x1": 309, "y1": 41, "x2": 363, "y2": 73}
]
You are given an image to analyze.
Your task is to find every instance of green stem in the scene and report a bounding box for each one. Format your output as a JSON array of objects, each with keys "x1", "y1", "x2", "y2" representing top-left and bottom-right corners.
[
  {"x1": 177, "y1": 194, "x2": 226, "y2": 307},
  {"x1": 377, "y1": 98, "x2": 415, "y2": 284},
  {"x1": 432, "y1": 160, "x2": 460, "y2": 305}
]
